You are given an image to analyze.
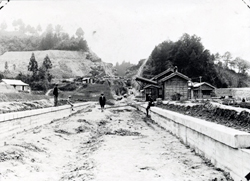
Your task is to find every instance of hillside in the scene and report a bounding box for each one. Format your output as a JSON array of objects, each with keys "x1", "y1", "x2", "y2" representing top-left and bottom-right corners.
[
  {"x1": 141, "y1": 34, "x2": 250, "y2": 88},
  {"x1": 0, "y1": 50, "x2": 115, "y2": 79}
]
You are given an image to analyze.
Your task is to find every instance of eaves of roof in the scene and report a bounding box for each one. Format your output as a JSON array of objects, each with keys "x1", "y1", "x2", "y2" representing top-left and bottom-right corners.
[
  {"x1": 159, "y1": 72, "x2": 190, "y2": 82},
  {"x1": 135, "y1": 76, "x2": 158, "y2": 85},
  {"x1": 144, "y1": 84, "x2": 161, "y2": 89},
  {"x1": 150, "y1": 68, "x2": 174, "y2": 81}
]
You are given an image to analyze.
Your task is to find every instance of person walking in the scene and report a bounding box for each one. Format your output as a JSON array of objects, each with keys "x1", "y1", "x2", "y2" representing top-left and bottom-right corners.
[
  {"x1": 146, "y1": 94, "x2": 154, "y2": 117},
  {"x1": 99, "y1": 93, "x2": 106, "y2": 112},
  {"x1": 53, "y1": 84, "x2": 59, "y2": 107}
]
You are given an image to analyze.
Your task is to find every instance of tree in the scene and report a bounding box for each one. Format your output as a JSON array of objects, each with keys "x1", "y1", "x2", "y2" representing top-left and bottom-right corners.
[
  {"x1": 12, "y1": 19, "x2": 26, "y2": 33},
  {"x1": 222, "y1": 51, "x2": 232, "y2": 69},
  {"x1": 28, "y1": 53, "x2": 38, "y2": 76},
  {"x1": 42, "y1": 54, "x2": 52, "y2": 70},
  {"x1": 78, "y1": 38, "x2": 88, "y2": 51},
  {"x1": 234, "y1": 57, "x2": 250, "y2": 74},
  {"x1": 76, "y1": 27, "x2": 84, "y2": 38},
  {"x1": 4, "y1": 61, "x2": 9, "y2": 73},
  {"x1": 46, "y1": 24, "x2": 54, "y2": 33},
  {"x1": 142, "y1": 33, "x2": 221, "y2": 86},
  {"x1": 36, "y1": 24, "x2": 42, "y2": 33},
  {"x1": 40, "y1": 32, "x2": 54, "y2": 50},
  {"x1": 55, "y1": 24, "x2": 63, "y2": 36},
  {"x1": 26, "y1": 24, "x2": 36, "y2": 35}
]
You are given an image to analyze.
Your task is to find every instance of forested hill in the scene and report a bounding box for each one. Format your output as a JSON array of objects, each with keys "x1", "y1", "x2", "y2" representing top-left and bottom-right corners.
[
  {"x1": 0, "y1": 26, "x2": 88, "y2": 55},
  {"x1": 0, "y1": 22, "x2": 115, "y2": 79},
  {"x1": 141, "y1": 33, "x2": 250, "y2": 88}
]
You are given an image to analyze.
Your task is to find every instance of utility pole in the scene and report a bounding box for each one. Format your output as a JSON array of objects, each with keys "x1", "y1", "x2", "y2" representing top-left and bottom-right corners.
[{"x1": 199, "y1": 76, "x2": 202, "y2": 99}]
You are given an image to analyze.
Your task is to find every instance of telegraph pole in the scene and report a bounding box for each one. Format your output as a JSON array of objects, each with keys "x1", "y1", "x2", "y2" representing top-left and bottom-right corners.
[{"x1": 199, "y1": 76, "x2": 202, "y2": 99}]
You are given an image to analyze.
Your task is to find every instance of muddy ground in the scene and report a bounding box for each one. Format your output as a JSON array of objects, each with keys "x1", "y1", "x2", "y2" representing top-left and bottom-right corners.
[{"x1": 0, "y1": 102, "x2": 230, "y2": 181}]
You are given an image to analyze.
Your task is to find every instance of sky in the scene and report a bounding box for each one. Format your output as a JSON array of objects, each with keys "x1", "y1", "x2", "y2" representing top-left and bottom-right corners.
[{"x1": 0, "y1": 0, "x2": 250, "y2": 65}]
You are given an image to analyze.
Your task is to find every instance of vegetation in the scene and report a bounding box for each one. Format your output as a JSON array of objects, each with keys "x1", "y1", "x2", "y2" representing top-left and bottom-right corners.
[
  {"x1": 15, "y1": 53, "x2": 54, "y2": 92},
  {"x1": 125, "y1": 59, "x2": 146, "y2": 78},
  {"x1": 0, "y1": 20, "x2": 89, "y2": 55},
  {"x1": 142, "y1": 33, "x2": 250, "y2": 88},
  {"x1": 114, "y1": 61, "x2": 135, "y2": 76}
]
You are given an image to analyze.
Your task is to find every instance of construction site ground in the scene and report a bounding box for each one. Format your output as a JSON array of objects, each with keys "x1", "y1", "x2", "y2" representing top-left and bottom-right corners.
[{"x1": 0, "y1": 101, "x2": 229, "y2": 181}]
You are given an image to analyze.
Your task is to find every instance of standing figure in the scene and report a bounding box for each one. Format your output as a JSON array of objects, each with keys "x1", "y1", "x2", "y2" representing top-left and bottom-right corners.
[
  {"x1": 146, "y1": 94, "x2": 154, "y2": 117},
  {"x1": 99, "y1": 93, "x2": 106, "y2": 112},
  {"x1": 67, "y1": 95, "x2": 74, "y2": 111},
  {"x1": 53, "y1": 84, "x2": 58, "y2": 107}
]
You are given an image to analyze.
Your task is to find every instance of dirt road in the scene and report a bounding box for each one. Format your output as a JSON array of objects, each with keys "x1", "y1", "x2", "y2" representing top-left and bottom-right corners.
[{"x1": 0, "y1": 103, "x2": 228, "y2": 181}]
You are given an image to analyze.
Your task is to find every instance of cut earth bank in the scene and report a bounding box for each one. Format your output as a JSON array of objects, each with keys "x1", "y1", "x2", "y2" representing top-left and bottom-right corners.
[{"x1": 0, "y1": 102, "x2": 229, "y2": 181}]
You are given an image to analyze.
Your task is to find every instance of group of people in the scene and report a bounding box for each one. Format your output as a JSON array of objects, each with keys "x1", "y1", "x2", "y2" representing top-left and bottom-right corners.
[
  {"x1": 53, "y1": 84, "x2": 74, "y2": 110},
  {"x1": 53, "y1": 84, "x2": 154, "y2": 116},
  {"x1": 53, "y1": 84, "x2": 106, "y2": 112}
]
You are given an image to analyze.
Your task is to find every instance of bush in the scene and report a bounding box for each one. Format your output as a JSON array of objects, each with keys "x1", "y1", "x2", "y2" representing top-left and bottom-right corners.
[
  {"x1": 239, "y1": 102, "x2": 250, "y2": 109},
  {"x1": 171, "y1": 93, "x2": 182, "y2": 101},
  {"x1": 59, "y1": 83, "x2": 78, "y2": 91}
]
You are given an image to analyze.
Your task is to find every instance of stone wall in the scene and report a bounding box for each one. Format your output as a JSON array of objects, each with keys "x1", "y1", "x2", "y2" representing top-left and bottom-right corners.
[
  {"x1": 135, "y1": 104, "x2": 250, "y2": 181},
  {"x1": 216, "y1": 88, "x2": 250, "y2": 100},
  {"x1": 0, "y1": 102, "x2": 92, "y2": 146}
]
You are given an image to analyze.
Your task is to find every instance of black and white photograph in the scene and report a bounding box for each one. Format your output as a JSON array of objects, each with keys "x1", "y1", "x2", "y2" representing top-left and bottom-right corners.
[{"x1": 0, "y1": 0, "x2": 250, "y2": 180}]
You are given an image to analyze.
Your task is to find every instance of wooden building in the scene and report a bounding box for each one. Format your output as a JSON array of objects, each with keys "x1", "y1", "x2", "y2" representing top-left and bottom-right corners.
[
  {"x1": 136, "y1": 67, "x2": 190, "y2": 100},
  {"x1": 192, "y1": 82, "x2": 216, "y2": 99},
  {"x1": 159, "y1": 71, "x2": 190, "y2": 100},
  {"x1": 136, "y1": 67, "x2": 216, "y2": 101},
  {"x1": 144, "y1": 84, "x2": 162, "y2": 101},
  {"x1": 150, "y1": 68, "x2": 174, "y2": 82},
  {"x1": 135, "y1": 77, "x2": 158, "y2": 101}
]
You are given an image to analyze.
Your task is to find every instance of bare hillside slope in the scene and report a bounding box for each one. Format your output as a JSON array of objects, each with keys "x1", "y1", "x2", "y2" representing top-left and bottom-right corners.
[{"x1": 0, "y1": 50, "x2": 114, "y2": 78}]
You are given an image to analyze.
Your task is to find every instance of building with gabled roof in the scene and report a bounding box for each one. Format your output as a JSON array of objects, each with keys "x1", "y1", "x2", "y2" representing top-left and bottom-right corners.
[
  {"x1": 135, "y1": 66, "x2": 216, "y2": 101},
  {"x1": 0, "y1": 79, "x2": 30, "y2": 92},
  {"x1": 191, "y1": 82, "x2": 216, "y2": 99},
  {"x1": 150, "y1": 68, "x2": 174, "y2": 82},
  {"x1": 159, "y1": 71, "x2": 191, "y2": 100}
]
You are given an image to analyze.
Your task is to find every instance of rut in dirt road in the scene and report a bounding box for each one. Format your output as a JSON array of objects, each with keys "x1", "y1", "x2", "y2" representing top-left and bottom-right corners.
[{"x1": 0, "y1": 104, "x2": 229, "y2": 181}]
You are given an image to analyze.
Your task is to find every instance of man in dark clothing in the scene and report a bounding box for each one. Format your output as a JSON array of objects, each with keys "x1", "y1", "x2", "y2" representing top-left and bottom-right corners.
[
  {"x1": 53, "y1": 84, "x2": 58, "y2": 107},
  {"x1": 99, "y1": 93, "x2": 106, "y2": 112},
  {"x1": 146, "y1": 94, "x2": 154, "y2": 117}
]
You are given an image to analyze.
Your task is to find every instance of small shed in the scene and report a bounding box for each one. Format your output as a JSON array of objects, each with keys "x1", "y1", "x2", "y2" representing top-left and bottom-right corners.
[
  {"x1": 192, "y1": 82, "x2": 216, "y2": 99},
  {"x1": 1, "y1": 79, "x2": 30, "y2": 92},
  {"x1": 160, "y1": 71, "x2": 190, "y2": 100},
  {"x1": 144, "y1": 84, "x2": 162, "y2": 101},
  {"x1": 82, "y1": 77, "x2": 94, "y2": 84}
]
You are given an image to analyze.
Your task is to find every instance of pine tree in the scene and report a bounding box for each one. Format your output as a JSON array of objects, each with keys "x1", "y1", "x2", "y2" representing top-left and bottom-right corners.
[
  {"x1": 42, "y1": 54, "x2": 52, "y2": 70},
  {"x1": 28, "y1": 53, "x2": 38, "y2": 76}
]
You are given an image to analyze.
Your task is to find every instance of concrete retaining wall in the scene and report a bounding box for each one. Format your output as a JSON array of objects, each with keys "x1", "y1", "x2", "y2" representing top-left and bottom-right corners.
[
  {"x1": 0, "y1": 102, "x2": 91, "y2": 145},
  {"x1": 135, "y1": 104, "x2": 250, "y2": 181},
  {"x1": 216, "y1": 88, "x2": 250, "y2": 100}
]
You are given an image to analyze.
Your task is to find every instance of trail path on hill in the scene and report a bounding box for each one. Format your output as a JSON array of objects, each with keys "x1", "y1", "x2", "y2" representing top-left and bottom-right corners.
[{"x1": 0, "y1": 103, "x2": 227, "y2": 181}]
